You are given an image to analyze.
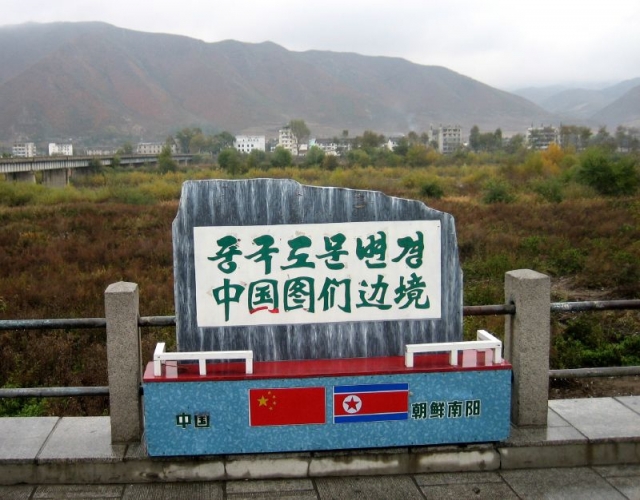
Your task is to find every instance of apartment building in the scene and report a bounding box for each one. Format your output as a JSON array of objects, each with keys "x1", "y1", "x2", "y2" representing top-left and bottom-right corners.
[
  {"x1": 136, "y1": 143, "x2": 177, "y2": 155},
  {"x1": 526, "y1": 125, "x2": 560, "y2": 150},
  {"x1": 431, "y1": 125, "x2": 462, "y2": 154},
  {"x1": 48, "y1": 143, "x2": 73, "y2": 156},
  {"x1": 309, "y1": 138, "x2": 338, "y2": 156},
  {"x1": 12, "y1": 142, "x2": 37, "y2": 157},
  {"x1": 234, "y1": 135, "x2": 266, "y2": 154},
  {"x1": 278, "y1": 126, "x2": 295, "y2": 152}
]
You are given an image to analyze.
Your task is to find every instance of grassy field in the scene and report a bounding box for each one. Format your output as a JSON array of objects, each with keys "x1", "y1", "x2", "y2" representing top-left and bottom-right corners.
[{"x1": 1, "y1": 160, "x2": 639, "y2": 415}]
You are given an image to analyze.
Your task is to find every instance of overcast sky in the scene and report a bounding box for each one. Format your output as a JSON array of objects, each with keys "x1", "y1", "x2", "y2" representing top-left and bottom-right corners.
[{"x1": 3, "y1": 0, "x2": 639, "y2": 90}]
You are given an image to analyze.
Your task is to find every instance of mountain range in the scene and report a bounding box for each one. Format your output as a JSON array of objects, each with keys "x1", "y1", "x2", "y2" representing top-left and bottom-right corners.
[
  {"x1": 0, "y1": 22, "x2": 637, "y2": 144},
  {"x1": 513, "y1": 78, "x2": 640, "y2": 128}
]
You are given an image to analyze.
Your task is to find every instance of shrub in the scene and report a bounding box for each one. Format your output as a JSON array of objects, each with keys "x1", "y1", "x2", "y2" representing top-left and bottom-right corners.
[
  {"x1": 578, "y1": 148, "x2": 639, "y2": 196},
  {"x1": 532, "y1": 178, "x2": 564, "y2": 203},
  {"x1": 481, "y1": 178, "x2": 515, "y2": 204},
  {"x1": 419, "y1": 180, "x2": 444, "y2": 199},
  {"x1": 0, "y1": 181, "x2": 41, "y2": 206},
  {"x1": 270, "y1": 147, "x2": 293, "y2": 168},
  {"x1": 157, "y1": 145, "x2": 178, "y2": 173}
]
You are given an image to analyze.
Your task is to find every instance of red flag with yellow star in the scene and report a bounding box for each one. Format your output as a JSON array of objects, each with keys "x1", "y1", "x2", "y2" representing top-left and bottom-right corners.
[{"x1": 249, "y1": 387, "x2": 326, "y2": 426}]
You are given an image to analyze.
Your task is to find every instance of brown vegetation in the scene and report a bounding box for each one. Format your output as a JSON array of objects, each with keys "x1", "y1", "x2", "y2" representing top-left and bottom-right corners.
[{"x1": 1, "y1": 167, "x2": 639, "y2": 415}]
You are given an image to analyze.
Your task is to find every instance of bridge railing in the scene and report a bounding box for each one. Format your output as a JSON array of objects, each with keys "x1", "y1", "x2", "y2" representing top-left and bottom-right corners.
[
  {"x1": 2, "y1": 303, "x2": 638, "y2": 396},
  {"x1": 1, "y1": 270, "x2": 639, "y2": 440}
]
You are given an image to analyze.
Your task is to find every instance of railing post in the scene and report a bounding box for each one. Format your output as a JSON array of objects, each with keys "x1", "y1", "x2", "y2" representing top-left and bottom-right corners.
[
  {"x1": 504, "y1": 269, "x2": 551, "y2": 427},
  {"x1": 105, "y1": 282, "x2": 142, "y2": 443}
]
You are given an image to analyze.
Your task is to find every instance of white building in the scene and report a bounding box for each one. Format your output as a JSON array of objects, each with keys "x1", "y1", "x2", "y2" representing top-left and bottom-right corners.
[
  {"x1": 136, "y1": 143, "x2": 177, "y2": 155},
  {"x1": 278, "y1": 126, "x2": 295, "y2": 152},
  {"x1": 309, "y1": 138, "x2": 339, "y2": 156},
  {"x1": 48, "y1": 143, "x2": 73, "y2": 156},
  {"x1": 12, "y1": 142, "x2": 37, "y2": 157},
  {"x1": 526, "y1": 125, "x2": 560, "y2": 150},
  {"x1": 234, "y1": 135, "x2": 266, "y2": 154},
  {"x1": 385, "y1": 136, "x2": 404, "y2": 151},
  {"x1": 86, "y1": 147, "x2": 118, "y2": 156},
  {"x1": 431, "y1": 125, "x2": 462, "y2": 154}
]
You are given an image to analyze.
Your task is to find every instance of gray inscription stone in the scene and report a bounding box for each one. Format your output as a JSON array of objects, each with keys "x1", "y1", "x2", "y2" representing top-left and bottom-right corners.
[{"x1": 173, "y1": 178, "x2": 462, "y2": 360}]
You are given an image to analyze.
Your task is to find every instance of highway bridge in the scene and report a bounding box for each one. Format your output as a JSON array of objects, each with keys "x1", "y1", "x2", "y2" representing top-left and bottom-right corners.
[{"x1": 0, "y1": 154, "x2": 193, "y2": 186}]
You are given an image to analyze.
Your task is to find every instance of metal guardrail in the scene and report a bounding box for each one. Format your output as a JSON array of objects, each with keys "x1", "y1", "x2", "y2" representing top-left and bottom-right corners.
[{"x1": 1, "y1": 300, "x2": 639, "y2": 398}]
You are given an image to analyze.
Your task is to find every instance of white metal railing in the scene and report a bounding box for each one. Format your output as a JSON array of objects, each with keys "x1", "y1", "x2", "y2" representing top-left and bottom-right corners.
[
  {"x1": 405, "y1": 330, "x2": 502, "y2": 368},
  {"x1": 153, "y1": 342, "x2": 254, "y2": 376}
]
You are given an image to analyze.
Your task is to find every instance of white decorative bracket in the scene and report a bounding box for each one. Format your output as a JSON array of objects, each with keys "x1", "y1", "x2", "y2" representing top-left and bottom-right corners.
[
  {"x1": 153, "y1": 342, "x2": 254, "y2": 376},
  {"x1": 405, "y1": 330, "x2": 502, "y2": 368}
]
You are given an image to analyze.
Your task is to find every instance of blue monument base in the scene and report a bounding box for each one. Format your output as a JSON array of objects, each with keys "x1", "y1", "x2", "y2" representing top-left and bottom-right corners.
[{"x1": 143, "y1": 352, "x2": 511, "y2": 456}]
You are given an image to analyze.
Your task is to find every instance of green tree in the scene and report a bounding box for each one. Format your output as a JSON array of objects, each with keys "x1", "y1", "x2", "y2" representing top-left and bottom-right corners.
[
  {"x1": 87, "y1": 158, "x2": 104, "y2": 174},
  {"x1": 189, "y1": 133, "x2": 211, "y2": 154},
  {"x1": 406, "y1": 144, "x2": 431, "y2": 167},
  {"x1": 158, "y1": 144, "x2": 177, "y2": 173},
  {"x1": 359, "y1": 130, "x2": 385, "y2": 151},
  {"x1": 175, "y1": 127, "x2": 202, "y2": 153},
  {"x1": 615, "y1": 126, "x2": 640, "y2": 152},
  {"x1": 211, "y1": 132, "x2": 236, "y2": 154},
  {"x1": 589, "y1": 127, "x2": 616, "y2": 151},
  {"x1": 121, "y1": 142, "x2": 133, "y2": 154},
  {"x1": 578, "y1": 148, "x2": 639, "y2": 196},
  {"x1": 111, "y1": 154, "x2": 121, "y2": 168},
  {"x1": 560, "y1": 125, "x2": 592, "y2": 151},
  {"x1": 321, "y1": 154, "x2": 339, "y2": 170},
  {"x1": 469, "y1": 126, "x2": 502, "y2": 152},
  {"x1": 346, "y1": 149, "x2": 370, "y2": 167},
  {"x1": 393, "y1": 137, "x2": 410, "y2": 157},
  {"x1": 505, "y1": 134, "x2": 526, "y2": 155},
  {"x1": 289, "y1": 119, "x2": 310, "y2": 156},
  {"x1": 271, "y1": 146, "x2": 293, "y2": 168},
  {"x1": 469, "y1": 125, "x2": 481, "y2": 151},
  {"x1": 247, "y1": 149, "x2": 269, "y2": 170},
  {"x1": 217, "y1": 148, "x2": 243, "y2": 175},
  {"x1": 305, "y1": 145, "x2": 325, "y2": 167}
]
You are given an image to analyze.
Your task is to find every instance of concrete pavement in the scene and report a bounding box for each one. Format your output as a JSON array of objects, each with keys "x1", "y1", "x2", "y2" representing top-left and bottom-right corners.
[
  {"x1": 1, "y1": 396, "x2": 640, "y2": 498},
  {"x1": 2, "y1": 466, "x2": 640, "y2": 499}
]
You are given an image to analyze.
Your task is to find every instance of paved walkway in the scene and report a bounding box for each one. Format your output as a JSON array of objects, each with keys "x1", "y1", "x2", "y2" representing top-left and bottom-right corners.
[
  {"x1": 2, "y1": 465, "x2": 640, "y2": 499},
  {"x1": 1, "y1": 397, "x2": 640, "y2": 498}
]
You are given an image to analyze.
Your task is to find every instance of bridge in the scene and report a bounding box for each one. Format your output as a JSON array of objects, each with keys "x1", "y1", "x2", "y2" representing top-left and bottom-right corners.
[{"x1": 0, "y1": 154, "x2": 193, "y2": 186}]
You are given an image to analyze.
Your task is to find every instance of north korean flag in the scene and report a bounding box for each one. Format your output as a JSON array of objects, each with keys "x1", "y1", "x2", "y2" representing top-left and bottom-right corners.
[
  {"x1": 333, "y1": 383, "x2": 409, "y2": 423},
  {"x1": 249, "y1": 387, "x2": 326, "y2": 426}
]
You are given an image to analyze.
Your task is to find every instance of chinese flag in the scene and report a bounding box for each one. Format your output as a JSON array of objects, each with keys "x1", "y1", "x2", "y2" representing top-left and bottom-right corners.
[{"x1": 249, "y1": 387, "x2": 326, "y2": 426}]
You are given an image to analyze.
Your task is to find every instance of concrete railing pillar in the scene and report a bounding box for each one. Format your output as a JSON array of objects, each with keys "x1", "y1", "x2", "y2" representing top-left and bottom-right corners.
[
  {"x1": 504, "y1": 269, "x2": 551, "y2": 427},
  {"x1": 105, "y1": 282, "x2": 142, "y2": 443}
]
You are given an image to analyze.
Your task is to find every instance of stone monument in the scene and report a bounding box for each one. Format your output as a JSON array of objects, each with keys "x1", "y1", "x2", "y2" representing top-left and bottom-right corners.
[{"x1": 172, "y1": 178, "x2": 463, "y2": 360}]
